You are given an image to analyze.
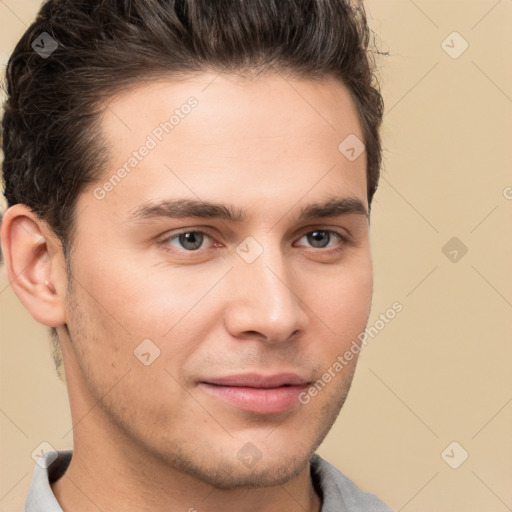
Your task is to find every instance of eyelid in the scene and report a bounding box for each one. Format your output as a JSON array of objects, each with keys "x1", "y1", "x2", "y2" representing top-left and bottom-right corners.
[
  {"x1": 158, "y1": 228, "x2": 217, "y2": 250},
  {"x1": 297, "y1": 224, "x2": 351, "y2": 239},
  {"x1": 158, "y1": 226, "x2": 351, "y2": 252},
  {"x1": 159, "y1": 226, "x2": 352, "y2": 242},
  {"x1": 294, "y1": 228, "x2": 350, "y2": 249}
]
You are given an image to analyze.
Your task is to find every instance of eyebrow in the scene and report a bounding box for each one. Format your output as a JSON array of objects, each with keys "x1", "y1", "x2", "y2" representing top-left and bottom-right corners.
[{"x1": 126, "y1": 196, "x2": 368, "y2": 223}]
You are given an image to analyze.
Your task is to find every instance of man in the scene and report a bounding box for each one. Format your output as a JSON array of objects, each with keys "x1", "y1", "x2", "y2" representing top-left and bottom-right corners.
[{"x1": 1, "y1": 0, "x2": 393, "y2": 510}]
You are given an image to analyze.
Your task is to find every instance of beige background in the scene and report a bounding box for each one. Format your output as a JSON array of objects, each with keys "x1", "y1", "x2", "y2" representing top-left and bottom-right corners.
[{"x1": 1, "y1": 1, "x2": 511, "y2": 511}]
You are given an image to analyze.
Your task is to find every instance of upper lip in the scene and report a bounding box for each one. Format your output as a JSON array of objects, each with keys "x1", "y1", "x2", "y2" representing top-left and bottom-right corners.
[{"x1": 202, "y1": 373, "x2": 309, "y2": 388}]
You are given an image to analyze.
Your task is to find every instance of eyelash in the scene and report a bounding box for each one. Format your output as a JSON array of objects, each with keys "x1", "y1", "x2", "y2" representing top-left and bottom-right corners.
[{"x1": 158, "y1": 228, "x2": 350, "y2": 254}]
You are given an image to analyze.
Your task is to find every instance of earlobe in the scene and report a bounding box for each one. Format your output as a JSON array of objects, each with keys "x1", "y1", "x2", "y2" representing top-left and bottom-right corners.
[{"x1": 1, "y1": 204, "x2": 67, "y2": 327}]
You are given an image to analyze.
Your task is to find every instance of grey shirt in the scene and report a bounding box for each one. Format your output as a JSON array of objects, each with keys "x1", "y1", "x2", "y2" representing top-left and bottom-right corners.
[{"x1": 26, "y1": 450, "x2": 394, "y2": 512}]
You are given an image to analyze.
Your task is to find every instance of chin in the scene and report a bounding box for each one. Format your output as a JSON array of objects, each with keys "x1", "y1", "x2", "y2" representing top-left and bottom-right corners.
[
  {"x1": 167, "y1": 444, "x2": 313, "y2": 490},
  {"x1": 203, "y1": 456, "x2": 309, "y2": 489}
]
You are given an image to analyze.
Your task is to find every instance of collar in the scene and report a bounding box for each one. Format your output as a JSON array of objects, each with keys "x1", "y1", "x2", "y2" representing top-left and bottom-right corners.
[{"x1": 25, "y1": 449, "x2": 71, "y2": 512}]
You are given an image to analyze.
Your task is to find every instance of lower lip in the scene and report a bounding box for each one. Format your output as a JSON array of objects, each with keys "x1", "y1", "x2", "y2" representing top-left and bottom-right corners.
[{"x1": 199, "y1": 383, "x2": 308, "y2": 414}]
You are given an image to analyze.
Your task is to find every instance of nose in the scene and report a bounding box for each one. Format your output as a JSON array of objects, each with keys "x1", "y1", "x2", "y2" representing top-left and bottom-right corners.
[{"x1": 223, "y1": 242, "x2": 309, "y2": 343}]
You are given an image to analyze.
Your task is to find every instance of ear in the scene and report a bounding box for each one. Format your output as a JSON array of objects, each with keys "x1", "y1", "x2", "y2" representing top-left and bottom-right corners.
[{"x1": 1, "y1": 204, "x2": 67, "y2": 327}]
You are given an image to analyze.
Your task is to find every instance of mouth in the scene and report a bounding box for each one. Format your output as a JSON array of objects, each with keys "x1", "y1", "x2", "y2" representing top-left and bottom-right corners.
[{"x1": 198, "y1": 373, "x2": 310, "y2": 415}]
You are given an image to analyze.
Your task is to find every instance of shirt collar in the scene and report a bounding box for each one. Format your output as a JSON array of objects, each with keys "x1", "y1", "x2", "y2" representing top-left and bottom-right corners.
[{"x1": 25, "y1": 449, "x2": 71, "y2": 512}]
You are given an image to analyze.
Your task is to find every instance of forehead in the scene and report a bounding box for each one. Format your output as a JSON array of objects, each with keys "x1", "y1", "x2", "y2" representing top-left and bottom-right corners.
[
  {"x1": 101, "y1": 71, "x2": 362, "y2": 147},
  {"x1": 86, "y1": 72, "x2": 367, "y2": 221}
]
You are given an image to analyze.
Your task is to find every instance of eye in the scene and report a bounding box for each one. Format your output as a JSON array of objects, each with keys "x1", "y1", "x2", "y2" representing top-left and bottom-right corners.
[
  {"x1": 165, "y1": 230, "x2": 213, "y2": 251},
  {"x1": 296, "y1": 230, "x2": 347, "y2": 250},
  {"x1": 158, "y1": 227, "x2": 349, "y2": 255}
]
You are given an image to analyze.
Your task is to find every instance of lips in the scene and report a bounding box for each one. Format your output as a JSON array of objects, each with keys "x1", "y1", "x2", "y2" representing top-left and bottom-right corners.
[
  {"x1": 199, "y1": 373, "x2": 310, "y2": 414},
  {"x1": 203, "y1": 373, "x2": 309, "y2": 388}
]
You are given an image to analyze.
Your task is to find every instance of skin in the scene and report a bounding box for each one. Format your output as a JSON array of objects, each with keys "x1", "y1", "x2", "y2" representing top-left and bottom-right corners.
[{"x1": 2, "y1": 71, "x2": 373, "y2": 512}]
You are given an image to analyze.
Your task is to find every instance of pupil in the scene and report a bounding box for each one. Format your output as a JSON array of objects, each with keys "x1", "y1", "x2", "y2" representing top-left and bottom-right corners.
[
  {"x1": 180, "y1": 232, "x2": 203, "y2": 250},
  {"x1": 308, "y1": 231, "x2": 329, "y2": 248}
]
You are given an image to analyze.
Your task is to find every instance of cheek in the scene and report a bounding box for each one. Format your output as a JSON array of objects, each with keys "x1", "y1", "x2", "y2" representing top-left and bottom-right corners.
[
  {"x1": 299, "y1": 257, "x2": 372, "y2": 372},
  {"x1": 312, "y1": 258, "x2": 373, "y2": 328},
  {"x1": 71, "y1": 256, "x2": 233, "y2": 387},
  {"x1": 66, "y1": 278, "x2": 191, "y2": 424},
  {"x1": 77, "y1": 252, "x2": 216, "y2": 333},
  {"x1": 342, "y1": 266, "x2": 373, "y2": 325}
]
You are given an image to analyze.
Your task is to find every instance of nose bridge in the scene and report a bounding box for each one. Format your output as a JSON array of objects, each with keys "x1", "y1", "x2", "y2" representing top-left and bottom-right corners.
[{"x1": 226, "y1": 235, "x2": 307, "y2": 340}]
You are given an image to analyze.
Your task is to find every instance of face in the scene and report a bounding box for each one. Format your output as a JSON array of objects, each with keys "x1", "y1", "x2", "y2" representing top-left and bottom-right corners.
[{"x1": 63, "y1": 72, "x2": 373, "y2": 488}]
